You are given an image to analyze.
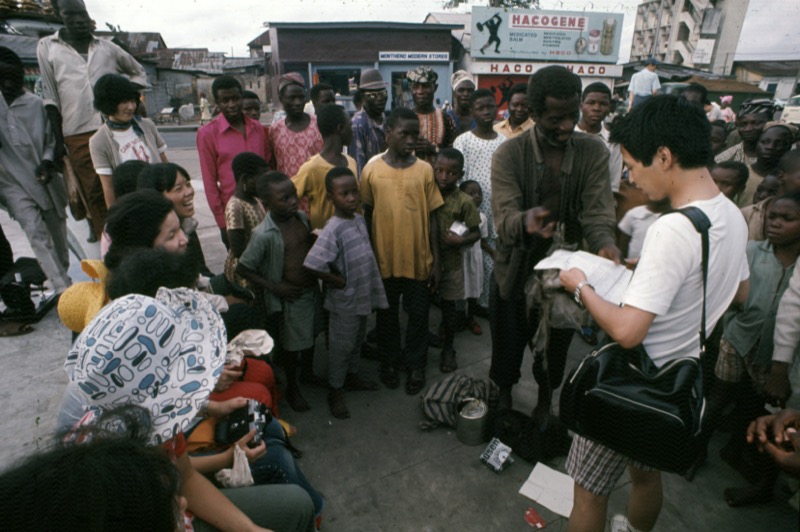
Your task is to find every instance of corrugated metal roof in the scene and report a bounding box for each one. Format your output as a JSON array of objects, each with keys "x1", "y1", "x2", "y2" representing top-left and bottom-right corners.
[{"x1": 425, "y1": 11, "x2": 471, "y2": 49}]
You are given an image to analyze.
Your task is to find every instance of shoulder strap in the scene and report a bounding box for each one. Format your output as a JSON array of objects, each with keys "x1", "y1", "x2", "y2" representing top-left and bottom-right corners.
[{"x1": 674, "y1": 206, "x2": 711, "y2": 350}]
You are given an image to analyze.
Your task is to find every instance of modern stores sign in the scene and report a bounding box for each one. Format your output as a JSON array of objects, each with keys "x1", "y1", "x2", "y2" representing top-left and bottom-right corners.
[{"x1": 379, "y1": 51, "x2": 450, "y2": 62}]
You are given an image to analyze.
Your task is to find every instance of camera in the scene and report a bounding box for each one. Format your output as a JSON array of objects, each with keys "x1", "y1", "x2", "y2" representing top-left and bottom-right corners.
[{"x1": 214, "y1": 400, "x2": 272, "y2": 447}]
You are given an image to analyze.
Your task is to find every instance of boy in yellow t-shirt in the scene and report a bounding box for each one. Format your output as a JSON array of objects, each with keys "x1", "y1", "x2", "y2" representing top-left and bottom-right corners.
[{"x1": 360, "y1": 107, "x2": 443, "y2": 395}]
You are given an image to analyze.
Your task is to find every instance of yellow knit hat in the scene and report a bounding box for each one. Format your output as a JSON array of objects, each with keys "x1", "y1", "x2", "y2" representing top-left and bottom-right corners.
[{"x1": 57, "y1": 260, "x2": 110, "y2": 333}]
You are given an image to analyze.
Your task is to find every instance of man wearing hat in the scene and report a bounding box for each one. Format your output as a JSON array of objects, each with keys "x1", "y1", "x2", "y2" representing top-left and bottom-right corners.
[
  {"x1": 350, "y1": 68, "x2": 389, "y2": 176},
  {"x1": 407, "y1": 66, "x2": 457, "y2": 163},
  {"x1": 716, "y1": 99, "x2": 776, "y2": 167},
  {"x1": 447, "y1": 70, "x2": 477, "y2": 135},
  {"x1": 627, "y1": 58, "x2": 660, "y2": 112}
]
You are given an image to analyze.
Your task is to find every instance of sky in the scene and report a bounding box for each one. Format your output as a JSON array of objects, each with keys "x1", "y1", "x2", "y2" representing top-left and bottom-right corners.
[{"x1": 82, "y1": 0, "x2": 643, "y2": 62}]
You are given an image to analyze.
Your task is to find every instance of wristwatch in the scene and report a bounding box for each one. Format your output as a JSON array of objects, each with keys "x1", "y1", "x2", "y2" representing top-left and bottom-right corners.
[{"x1": 574, "y1": 280, "x2": 594, "y2": 308}]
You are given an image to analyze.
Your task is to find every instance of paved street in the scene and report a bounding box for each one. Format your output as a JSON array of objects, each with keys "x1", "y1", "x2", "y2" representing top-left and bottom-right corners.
[{"x1": 1, "y1": 145, "x2": 797, "y2": 531}]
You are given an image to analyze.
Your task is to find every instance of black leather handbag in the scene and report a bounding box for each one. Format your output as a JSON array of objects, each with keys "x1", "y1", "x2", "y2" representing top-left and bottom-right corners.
[{"x1": 559, "y1": 207, "x2": 710, "y2": 474}]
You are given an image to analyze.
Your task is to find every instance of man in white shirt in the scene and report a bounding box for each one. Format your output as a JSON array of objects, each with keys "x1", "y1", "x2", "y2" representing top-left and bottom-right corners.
[
  {"x1": 627, "y1": 58, "x2": 661, "y2": 112},
  {"x1": 37, "y1": 0, "x2": 147, "y2": 238},
  {"x1": 560, "y1": 95, "x2": 749, "y2": 532},
  {"x1": 576, "y1": 82, "x2": 623, "y2": 193}
]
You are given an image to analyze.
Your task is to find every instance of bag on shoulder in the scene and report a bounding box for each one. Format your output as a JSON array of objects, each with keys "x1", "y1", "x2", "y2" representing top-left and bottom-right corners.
[
  {"x1": 559, "y1": 342, "x2": 704, "y2": 473},
  {"x1": 559, "y1": 207, "x2": 712, "y2": 474},
  {"x1": 420, "y1": 374, "x2": 487, "y2": 430}
]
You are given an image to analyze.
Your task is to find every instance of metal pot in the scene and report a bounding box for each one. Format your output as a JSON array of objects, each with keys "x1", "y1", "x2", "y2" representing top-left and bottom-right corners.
[{"x1": 456, "y1": 398, "x2": 489, "y2": 446}]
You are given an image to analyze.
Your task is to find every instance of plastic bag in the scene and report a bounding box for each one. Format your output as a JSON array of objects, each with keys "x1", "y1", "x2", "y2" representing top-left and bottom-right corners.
[{"x1": 215, "y1": 445, "x2": 254, "y2": 488}]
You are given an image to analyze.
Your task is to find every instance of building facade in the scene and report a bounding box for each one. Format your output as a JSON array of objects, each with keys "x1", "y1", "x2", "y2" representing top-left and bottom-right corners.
[{"x1": 629, "y1": 0, "x2": 750, "y2": 75}]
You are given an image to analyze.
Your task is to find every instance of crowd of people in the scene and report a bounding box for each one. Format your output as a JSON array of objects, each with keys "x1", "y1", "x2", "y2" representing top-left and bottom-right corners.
[{"x1": 1, "y1": 1, "x2": 800, "y2": 530}]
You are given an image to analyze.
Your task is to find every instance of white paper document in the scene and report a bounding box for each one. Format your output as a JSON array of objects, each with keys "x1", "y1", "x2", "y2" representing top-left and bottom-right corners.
[
  {"x1": 534, "y1": 250, "x2": 632, "y2": 306},
  {"x1": 518, "y1": 463, "x2": 574, "y2": 518}
]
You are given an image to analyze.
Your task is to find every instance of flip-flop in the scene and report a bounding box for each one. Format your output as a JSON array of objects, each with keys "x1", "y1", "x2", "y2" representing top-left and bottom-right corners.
[{"x1": 0, "y1": 322, "x2": 34, "y2": 337}]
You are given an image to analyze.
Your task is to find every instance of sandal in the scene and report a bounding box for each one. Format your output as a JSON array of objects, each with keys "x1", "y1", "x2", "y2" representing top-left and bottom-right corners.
[
  {"x1": 0, "y1": 322, "x2": 34, "y2": 337},
  {"x1": 440, "y1": 346, "x2": 457, "y2": 373}
]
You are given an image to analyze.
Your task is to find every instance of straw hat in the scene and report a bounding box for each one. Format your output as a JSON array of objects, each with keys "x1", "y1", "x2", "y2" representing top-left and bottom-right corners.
[{"x1": 57, "y1": 260, "x2": 110, "y2": 334}]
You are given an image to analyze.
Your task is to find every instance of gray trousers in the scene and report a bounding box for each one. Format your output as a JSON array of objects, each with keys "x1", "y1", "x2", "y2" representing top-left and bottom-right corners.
[
  {"x1": 193, "y1": 484, "x2": 315, "y2": 532},
  {"x1": 5, "y1": 196, "x2": 70, "y2": 291},
  {"x1": 328, "y1": 312, "x2": 367, "y2": 388}
]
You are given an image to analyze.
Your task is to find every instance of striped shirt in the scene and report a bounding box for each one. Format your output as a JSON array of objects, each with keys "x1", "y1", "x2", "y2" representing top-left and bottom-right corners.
[{"x1": 303, "y1": 214, "x2": 388, "y2": 315}]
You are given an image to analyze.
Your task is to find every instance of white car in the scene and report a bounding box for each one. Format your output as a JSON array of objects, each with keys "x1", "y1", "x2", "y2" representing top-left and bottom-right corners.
[{"x1": 781, "y1": 95, "x2": 800, "y2": 125}]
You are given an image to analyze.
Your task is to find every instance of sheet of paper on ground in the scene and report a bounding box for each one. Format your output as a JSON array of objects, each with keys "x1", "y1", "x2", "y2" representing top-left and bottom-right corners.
[
  {"x1": 519, "y1": 463, "x2": 574, "y2": 518},
  {"x1": 534, "y1": 250, "x2": 632, "y2": 306}
]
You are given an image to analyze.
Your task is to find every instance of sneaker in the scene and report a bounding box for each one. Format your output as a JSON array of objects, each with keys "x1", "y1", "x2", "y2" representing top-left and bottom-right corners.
[{"x1": 610, "y1": 514, "x2": 631, "y2": 532}]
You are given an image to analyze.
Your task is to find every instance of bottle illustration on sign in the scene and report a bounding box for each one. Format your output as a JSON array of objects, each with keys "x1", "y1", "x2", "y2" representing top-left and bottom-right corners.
[
  {"x1": 601, "y1": 18, "x2": 617, "y2": 55},
  {"x1": 588, "y1": 29, "x2": 600, "y2": 54}
]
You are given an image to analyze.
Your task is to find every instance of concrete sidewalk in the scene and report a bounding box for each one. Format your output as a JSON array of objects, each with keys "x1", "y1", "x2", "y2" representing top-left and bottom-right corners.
[{"x1": 1, "y1": 147, "x2": 796, "y2": 531}]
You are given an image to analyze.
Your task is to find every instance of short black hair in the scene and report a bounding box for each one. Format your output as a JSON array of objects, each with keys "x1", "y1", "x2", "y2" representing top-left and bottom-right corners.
[
  {"x1": 107, "y1": 247, "x2": 199, "y2": 299},
  {"x1": 93, "y1": 74, "x2": 141, "y2": 116},
  {"x1": 459, "y1": 179, "x2": 482, "y2": 193},
  {"x1": 683, "y1": 82, "x2": 708, "y2": 103},
  {"x1": 256, "y1": 171, "x2": 290, "y2": 200},
  {"x1": 105, "y1": 190, "x2": 175, "y2": 270},
  {"x1": 778, "y1": 150, "x2": 800, "y2": 174},
  {"x1": 352, "y1": 90, "x2": 364, "y2": 107},
  {"x1": 469, "y1": 88, "x2": 495, "y2": 106},
  {"x1": 527, "y1": 66, "x2": 582, "y2": 117},
  {"x1": 0, "y1": 430, "x2": 180, "y2": 532},
  {"x1": 508, "y1": 83, "x2": 528, "y2": 100},
  {"x1": 0, "y1": 46, "x2": 23, "y2": 88},
  {"x1": 436, "y1": 147, "x2": 465, "y2": 170},
  {"x1": 112, "y1": 160, "x2": 148, "y2": 199},
  {"x1": 51, "y1": 0, "x2": 87, "y2": 17},
  {"x1": 710, "y1": 119, "x2": 728, "y2": 132},
  {"x1": 137, "y1": 163, "x2": 190, "y2": 193},
  {"x1": 241, "y1": 90, "x2": 260, "y2": 101},
  {"x1": 324, "y1": 166, "x2": 356, "y2": 193},
  {"x1": 712, "y1": 161, "x2": 749, "y2": 188},
  {"x1": 773, "y1": 190, "x2": 800, "y2": 210},
  {"x1": 310, "y1": 82, "x2": 334, "y2": 103},
  {"x1": 211, "y1": 75, "x2": 242, "y2": 100},
  {"x1": 317, "y1": 103, "x2": 348, "y2": 137},
  {"x1": 231, "y1": 152, "x2": 270, "y2": 184},
  {"x1": 582, "y1": 82, "x2": 611, "y2": 101},
  {"x1": 610, "y1": 95, "x2": 711, "y2": 169},
  {"x1": 387, "y1": 106, "x2": 418, "y2": 129}
]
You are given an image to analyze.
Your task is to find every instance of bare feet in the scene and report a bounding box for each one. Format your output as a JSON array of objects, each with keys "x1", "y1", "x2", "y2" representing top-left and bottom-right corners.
[
  {"x1": 328, "y1": 388, "x2": 350, "y2": 419},
  {"x1": 285, "y1": 386, "x2": 311, "y2": 412}
]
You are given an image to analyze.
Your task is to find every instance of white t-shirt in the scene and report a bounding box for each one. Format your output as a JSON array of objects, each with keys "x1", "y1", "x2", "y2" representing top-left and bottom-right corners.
[
  {"x1": 622, "y1": 194, "x2": 749, "y2": 367},
  {"x1": 463, "y1": 211, "x2": 488, "y2": 299},
  {"x1": 575, "y1": 124, "x2": 623, "y2": 192},
  {"x1": 617, "y1": 205, "x2": 660, "y2": 259},
  {"x1": 110, "y1": 127, "x2": 155, "y2": 168}
]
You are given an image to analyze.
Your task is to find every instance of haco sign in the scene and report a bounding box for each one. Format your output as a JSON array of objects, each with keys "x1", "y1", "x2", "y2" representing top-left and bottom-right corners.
[
  {"x1": 471, "y1": 7, "x2": 624, "y2": 64},
  {"x1": 472, "y1": 62, "x2": 623, "y2": 77}
]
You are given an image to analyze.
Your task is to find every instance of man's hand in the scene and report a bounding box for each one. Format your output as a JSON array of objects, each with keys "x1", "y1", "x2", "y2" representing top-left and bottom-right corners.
[
  {"x1": 326, "y1": 274, "x2": 346, "y2": 290},
  {"x1": 415, "y1": 137, "x2": 435, "y2": 155},
  {"x1": 747, "y1": 408, "x2": 800, "y2": 448},
  {"x1": 441, "y1": 231, "x2": 465, "y2": 248},
  {"x1": 207, "y1": 397, "x2": 248, "y2": 419},
  {"x1": 524, "y1": 207, "x2": 555, "y2": 238},
  {"x1": 559, "y1": 267, "x2": 588, "y2": 294},
  {"x1": 765, "y1": 362, "x2": 791, "y2": 408},
  {"x1": 236, "y1": 428, "x2": 267, "y2": 462},
  {"x1": 35, "y1": 160, "x2": 59, "y2": 185},
  {"x1": 428, "y1": 261, "x2": 441, "y2": 294},
  {"x1": 598, "y1": 245, "x2": 622, "y2": 265},
  {"x1": 214, "y1": 366, "x2": 244, "y2": 393},
  {"x1": 272, "y1": 282, "x2": 303, "y2": 302}
]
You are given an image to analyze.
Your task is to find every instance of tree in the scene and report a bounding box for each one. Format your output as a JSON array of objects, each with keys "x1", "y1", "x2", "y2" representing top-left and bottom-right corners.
[{"x1": 443, "y1": 0, "x2": 540, "y2": 9}]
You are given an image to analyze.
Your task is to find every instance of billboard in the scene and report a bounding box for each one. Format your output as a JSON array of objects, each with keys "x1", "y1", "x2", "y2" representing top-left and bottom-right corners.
[{"x1": 471, "y1": 7, "x2": 624, "y2": 64}]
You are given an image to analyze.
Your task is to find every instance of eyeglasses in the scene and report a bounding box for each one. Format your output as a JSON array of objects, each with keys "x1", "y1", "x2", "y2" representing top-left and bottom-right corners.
[{"x1": 363, "y1": 90, "x2": 388, "y2": 99}]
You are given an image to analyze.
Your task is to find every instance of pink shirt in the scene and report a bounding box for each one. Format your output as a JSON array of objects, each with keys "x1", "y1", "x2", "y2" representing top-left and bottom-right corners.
[
  {"x1": 196, "y1": 114, "x2": 271, "y2": 228},
  {"x1": 269, "y1": 115, "x2": 323, "y2": 177}
]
